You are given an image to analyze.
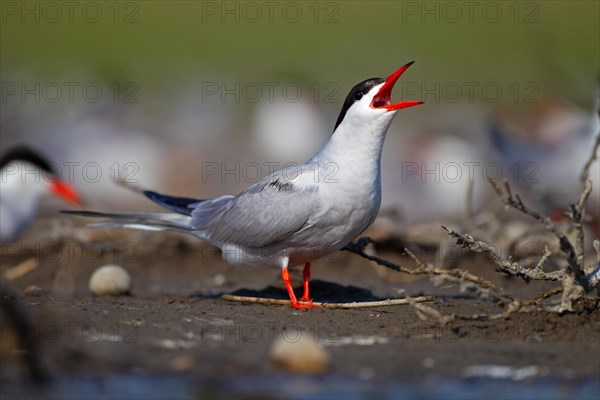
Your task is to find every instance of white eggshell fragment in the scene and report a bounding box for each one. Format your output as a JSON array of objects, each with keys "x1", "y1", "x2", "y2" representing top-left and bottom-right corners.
[{"x1": 89, "y1": 265, "x2": 132, "y2": 296}]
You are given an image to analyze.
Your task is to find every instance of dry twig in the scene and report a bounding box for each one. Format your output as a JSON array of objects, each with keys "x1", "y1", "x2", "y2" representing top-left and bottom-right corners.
[
  {"x1": 523, "y1": 287, "x2": 563, "y2": 306},
  {"x1": 579, "y1": 133, "x2": 600, "y2": 184},
  {"x1": 343, "y1": 238, "x2": 514, "y2": 301},
  {"x1": 343, "y1": 237, "x2": 573, "y2": 319},
  {"x1": 3, "y1": 258, "x2": 40, "y2": 281},
  {"x1": 489, "y1": 180, "x2": 586, "y2": 289},
  {"x1": 567, "y1": 180, "x2": 593, "y2": 267},
  {"x1": 442, "y1": 226, "x2": 560, "y2": 283},
  {"x1": 220, "y1": 294, "x2": 434, "y2": 309},
  {"x1": 470, "y1": 179, "x2": 599, "y2": 311},
  {"x1": 396, "y1": 289, "x2": 454, "y2": 326}
]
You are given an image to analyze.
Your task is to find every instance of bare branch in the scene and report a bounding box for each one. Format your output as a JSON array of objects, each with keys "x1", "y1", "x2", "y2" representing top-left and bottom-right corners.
[
  {"x1": 559, "y1": 273, "x2": 585, "y2": 312},
  {"x1": 580, "y1": 133, "x2": 600, "y2": 184},
  {"x1": 3, "y1": 258, "x2": 40, "y2": 281},
  {"x1": 220, "y1": 294, "x2": 434, "y2": 309},
  {"x1": 344, "y1": 238, "x2": 515, "y2": 301},
  {"x1": 488, "y1": 180, "x2": 586, "y2": 289},
  {"x1": 532, "y1": 246, "x2": 553, "y2": 275},
  {"x1": 567, "y1": 180, "x2": 593, "y2": 267},
  {"x1": 396, "y1": 289, "x2": 454, "y2": 326},
  {"x1": 442, "y1": 226, "x2": 561, "y2": 282},
  {"x1": 404, "y1": 248, "x2": 426, "y2": 268},
  {"x1": 523, "y1": 287, "x2": 563, "y2": 306}
]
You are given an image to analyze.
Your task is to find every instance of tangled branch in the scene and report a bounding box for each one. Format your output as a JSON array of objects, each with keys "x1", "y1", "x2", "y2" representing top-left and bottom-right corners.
[
  {"x1": 345, "y1": 144, "x2": 599, "y2": 317},
  {"x1": 442, "y1": 226, "x2": 560, "y2": 283},
  {"x1": 344, "y1": 238, "x2": 514, "y2": 302},
  {"x1": 489, "y1": 180, "x2": 586, "y2": 287},
  {"x1": 344, "y1": 238, "x2": 567, "y2": 322}
]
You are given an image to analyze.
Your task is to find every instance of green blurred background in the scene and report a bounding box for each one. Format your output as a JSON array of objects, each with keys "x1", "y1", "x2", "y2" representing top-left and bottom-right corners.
[{"x1": 2, "y1": 0, "x2": 598, "y2": 101}]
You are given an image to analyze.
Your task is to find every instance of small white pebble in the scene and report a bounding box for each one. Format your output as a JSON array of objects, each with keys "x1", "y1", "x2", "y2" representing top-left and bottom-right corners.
[
  {"x1": 24, "y1": 285, "x2": 47, "y2": 297},
  {"x1": 89, "y1": 265, "x2": 132, "y2": 296},
  {"x1": 270, "y1": 334, "x2": 330, "y2": 374},
  {"x1": 212, "y1": 274, "x2": 226, "y2": 286}
]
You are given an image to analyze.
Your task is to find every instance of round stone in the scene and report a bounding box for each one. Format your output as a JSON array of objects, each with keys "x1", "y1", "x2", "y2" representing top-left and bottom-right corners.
[
  {"x1": 89, "y1": 265, "x2": 132, "y2": 296},
  {"x1": 270, "y1": 333, "x2": 330, "y2": 374}
]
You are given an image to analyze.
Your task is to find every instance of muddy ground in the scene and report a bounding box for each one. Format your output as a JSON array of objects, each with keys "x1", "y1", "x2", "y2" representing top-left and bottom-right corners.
[{"x1": 1, "y1": 221, "x2": 599, "y2": 399}]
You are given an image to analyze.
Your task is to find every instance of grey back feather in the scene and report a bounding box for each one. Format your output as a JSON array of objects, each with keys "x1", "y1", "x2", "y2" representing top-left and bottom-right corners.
[{"x1": 191, "y1": 168, "x2": 320, "y2": 248}]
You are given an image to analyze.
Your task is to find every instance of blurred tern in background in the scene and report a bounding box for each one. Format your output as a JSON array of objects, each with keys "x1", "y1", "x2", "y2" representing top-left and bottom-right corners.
[
  {"x1": 65, "y1": 62, "x2": 423, "y2": 309},
  {"x1": 0, "y1": 146, "x2": 81, "y2": 243},
  {"x1": 487, "y1": 97, "x2": 599, "y2": 220},
  {"x1": 251, "y1": 89, "x2": 328, "y2": 163},
  {"x1": 384, "y1": 132, "x2": 487, "y2": 223}
]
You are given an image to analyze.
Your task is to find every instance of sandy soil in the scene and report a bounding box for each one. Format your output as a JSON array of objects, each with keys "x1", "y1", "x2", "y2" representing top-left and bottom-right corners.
[{"x1": 1, "y1": 223, "x2": 599, "y2": 399}]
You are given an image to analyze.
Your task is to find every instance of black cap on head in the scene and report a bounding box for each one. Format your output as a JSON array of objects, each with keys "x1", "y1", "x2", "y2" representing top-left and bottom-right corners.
[
  {"x1": 0, "y1": 146, "x2": 55, "y2": 174},
  {"x1": 333, "y1": 77, "x2": 385, "y2": 131}
]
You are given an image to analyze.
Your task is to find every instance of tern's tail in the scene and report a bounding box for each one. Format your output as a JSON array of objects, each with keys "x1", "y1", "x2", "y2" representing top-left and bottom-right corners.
[{"x1": 61, "y1": 210, "x2": 194, "y2": 234}]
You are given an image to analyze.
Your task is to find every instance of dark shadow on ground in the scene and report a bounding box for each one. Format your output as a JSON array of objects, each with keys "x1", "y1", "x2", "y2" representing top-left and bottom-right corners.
[{"x1": 193, "y1": 279, "x2": 384, "y2": 303}]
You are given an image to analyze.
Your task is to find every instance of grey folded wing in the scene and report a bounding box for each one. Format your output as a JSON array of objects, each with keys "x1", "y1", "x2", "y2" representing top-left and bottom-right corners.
[{"x1": 191, "y1": 175, "x2": 319, "y2": 248}]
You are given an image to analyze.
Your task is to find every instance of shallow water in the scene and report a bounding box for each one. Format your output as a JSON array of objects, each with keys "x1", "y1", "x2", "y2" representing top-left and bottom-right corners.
[{"x1": 3, "y1": 375, "x2": 599, "y2": 400}]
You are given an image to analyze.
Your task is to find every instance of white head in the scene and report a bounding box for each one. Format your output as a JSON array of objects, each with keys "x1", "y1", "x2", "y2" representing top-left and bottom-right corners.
[
  {"x1": 0, "y1": 146, "x2": 81, "y2": 242},
  {"x1": 311, "y1": 62, "x2": 423, "y2": 188},
  {"x1": 333, "y1": 61, "x2": 423, "y2": 136}
]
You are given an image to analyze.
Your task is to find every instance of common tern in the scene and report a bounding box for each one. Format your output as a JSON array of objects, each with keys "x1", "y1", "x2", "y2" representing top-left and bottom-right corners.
[
  {"x1": 1, "y1": 146, "x2": 81, "y2": 243},
  {"x1": 66, "y1": 63, "x2": 423, "y2": 309}
]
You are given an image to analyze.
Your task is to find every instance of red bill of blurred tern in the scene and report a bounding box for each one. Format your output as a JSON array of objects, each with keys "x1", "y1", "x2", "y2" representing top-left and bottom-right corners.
[
  {"x1": 65, "y1": 63, "x2": 423, "y2": 309},
  {"x1": 1, "y1": 146, "x2": 82, "y2": 243}
]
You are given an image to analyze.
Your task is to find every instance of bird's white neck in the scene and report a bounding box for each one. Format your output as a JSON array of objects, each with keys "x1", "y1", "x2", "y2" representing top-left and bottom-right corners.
[{"x1": 310, "y1": 110, "x2": 396, "y2": 180}]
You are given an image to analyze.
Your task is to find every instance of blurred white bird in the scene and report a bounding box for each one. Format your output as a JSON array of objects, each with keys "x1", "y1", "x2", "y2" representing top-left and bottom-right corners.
[
  {"x1": 487, "y1": 98, "x2": 599, "y2": 221},
  {"x1": 251, "y1": 91, "x2": 328, "y2": 163},
  {"x1": 0, "y1": 146, "x2": 81, "y2": 243},
  {"x1": 382, "y1": 132, "x2": 487, "y2": 223}
]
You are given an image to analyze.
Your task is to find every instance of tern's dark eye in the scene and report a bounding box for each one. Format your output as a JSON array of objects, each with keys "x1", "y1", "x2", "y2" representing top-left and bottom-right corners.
[{"x1": 354, "y1": 91, "x2": 364, "y2": 100}]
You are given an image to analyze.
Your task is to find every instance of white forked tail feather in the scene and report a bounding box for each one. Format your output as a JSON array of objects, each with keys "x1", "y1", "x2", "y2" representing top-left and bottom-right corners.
[{"x1": 61, "y1": 210, "x2": 194, "y2": 234}]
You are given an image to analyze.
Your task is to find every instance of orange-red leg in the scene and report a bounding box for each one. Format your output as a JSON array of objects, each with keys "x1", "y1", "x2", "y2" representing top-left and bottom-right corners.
[
  {"x1": 299, "y1": 263, "x2": 312, "y2": 303},
  {"x1": 281, "y1": 265, "x2": 320, "y2": 310}
]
